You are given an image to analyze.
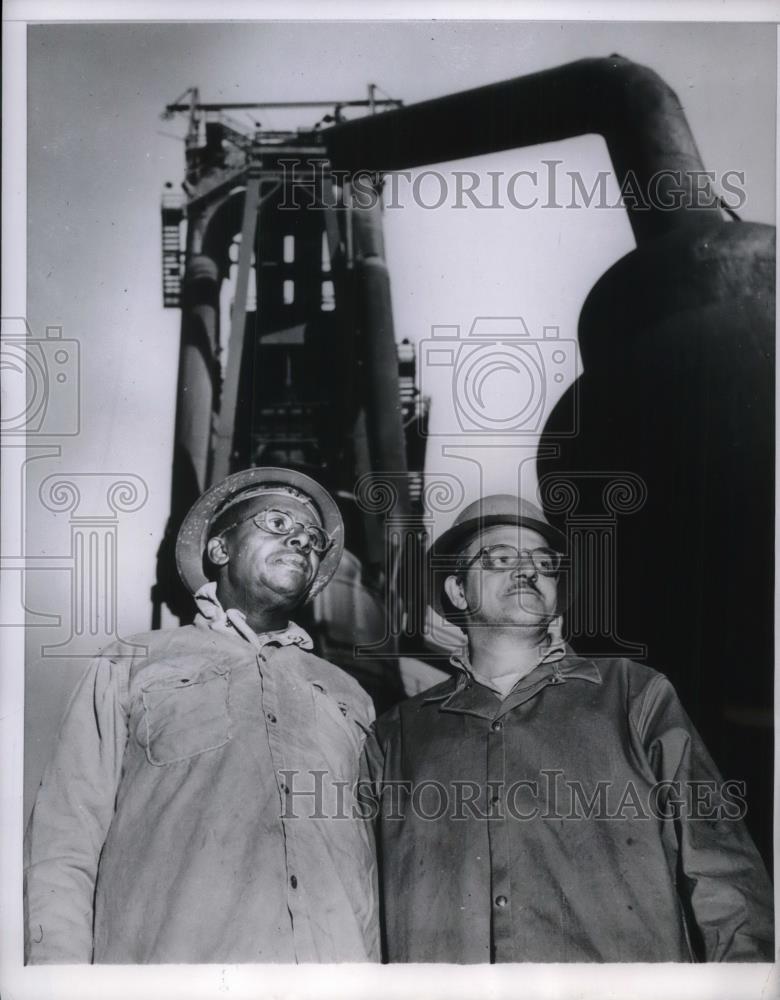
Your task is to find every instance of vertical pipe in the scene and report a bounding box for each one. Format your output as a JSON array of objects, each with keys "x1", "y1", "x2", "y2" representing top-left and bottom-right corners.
[
  {"x1": 352, "y1": 196, "x2": 410, "y2": 516},
  {"x1": 210, "y1": 174, "x2": 261, "y2": 484},
  {"x1": 154, "y1": 250, "x2": 220, "y2": 626},
  {"x1": 352, "y1": 407, "x2": 387, "y2": 572},
  {"x1": 175, "y1": 253, "x2": 220, "y2": 498}
]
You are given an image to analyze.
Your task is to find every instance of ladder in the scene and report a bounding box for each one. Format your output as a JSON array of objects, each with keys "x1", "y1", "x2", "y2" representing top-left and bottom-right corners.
[{"x1": 161, "y1": 193, "x2": 185, "y2": 307}]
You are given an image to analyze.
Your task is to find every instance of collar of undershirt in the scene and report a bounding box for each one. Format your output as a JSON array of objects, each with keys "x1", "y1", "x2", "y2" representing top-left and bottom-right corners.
[
  {"x1": 193, "y1": 580, "x2": 313, "y2": 651},
  {"x1": 427, "y1": 617, "x2": 604, "y2": 702},
  {"x1": 452, "y1": 616, "x2": 566, "y2": 688}
]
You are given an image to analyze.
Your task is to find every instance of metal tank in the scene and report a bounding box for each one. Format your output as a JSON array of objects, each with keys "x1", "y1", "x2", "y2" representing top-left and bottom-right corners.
[{"x1": 322, "y1": 57, "x2": 774, "y2": 861}]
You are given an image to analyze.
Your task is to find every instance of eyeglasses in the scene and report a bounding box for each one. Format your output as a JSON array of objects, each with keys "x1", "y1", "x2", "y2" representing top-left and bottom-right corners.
[
  {"x1": 223, "y1": 508, "x2": 332, "y2": 554},
  {"x1": 460, "y1": 544, "x2": 562, "y2": 577}
]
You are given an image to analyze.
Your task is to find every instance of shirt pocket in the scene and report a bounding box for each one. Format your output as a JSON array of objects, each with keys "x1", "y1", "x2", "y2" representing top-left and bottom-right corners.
[{"x1": 140, "y1": 664, "x2": 231, "y2": 766}]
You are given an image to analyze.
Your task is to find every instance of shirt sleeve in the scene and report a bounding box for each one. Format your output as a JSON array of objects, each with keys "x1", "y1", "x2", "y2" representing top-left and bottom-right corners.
[
  {"x1": 356, "y1": 688, "x2": 377, "y2": 743},
  {"x1": 24, "y1": 652, "x2": 130, "y2": 964},
  {"x1": 634, "y1": 672, "x2": 774, "y2": 962},
  {"x1": 357, "y1": 724, "x2": 386, "y2": 962},
  {"x1": 361, "y1": 723, "x2": 384, "y2": 787}
]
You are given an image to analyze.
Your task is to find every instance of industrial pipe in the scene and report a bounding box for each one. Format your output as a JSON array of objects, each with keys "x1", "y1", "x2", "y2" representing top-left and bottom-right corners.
[{"x1": 325, "y1": 56, "x2": 721, "y2": 244}]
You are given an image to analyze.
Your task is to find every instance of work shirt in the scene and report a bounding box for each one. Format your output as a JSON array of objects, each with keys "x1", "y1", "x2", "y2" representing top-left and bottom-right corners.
[
  {"x1": 365, "y1": 651, "x2": 774, "y2": 963},
  {"x1": 25, "y1": 589, "x2": 380, "y2": 964}
]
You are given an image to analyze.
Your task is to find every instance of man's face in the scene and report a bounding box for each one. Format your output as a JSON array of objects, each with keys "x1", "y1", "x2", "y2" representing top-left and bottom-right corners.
[
  {"x1": 207, "y1": 495, "x2": 323, "y2": 611},
  {"x1": 445, "y1": 524, "x2": 559, "y2": 628}
]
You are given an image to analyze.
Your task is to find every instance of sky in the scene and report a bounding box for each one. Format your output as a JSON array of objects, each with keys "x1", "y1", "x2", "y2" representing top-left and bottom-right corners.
[{"x1": 11, "y1": 16, "x2": 777, "y2": 808}]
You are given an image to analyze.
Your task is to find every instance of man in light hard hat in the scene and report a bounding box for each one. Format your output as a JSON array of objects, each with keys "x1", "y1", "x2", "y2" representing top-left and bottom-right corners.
[
  {"x1": 25, "y1": 468, "x2": 379, "y2": 964},
  {"x1": 365, "y1": 494, "x2": 773, "y2": 962}
]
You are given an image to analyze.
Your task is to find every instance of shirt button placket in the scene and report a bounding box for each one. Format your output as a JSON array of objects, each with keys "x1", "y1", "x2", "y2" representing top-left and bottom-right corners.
[
  {"x1": 260, "y1": 649, "x2": 310, "y2": 961},
  {"x1": 487, "y1": 712, "x2": 513, "y2": 960}
]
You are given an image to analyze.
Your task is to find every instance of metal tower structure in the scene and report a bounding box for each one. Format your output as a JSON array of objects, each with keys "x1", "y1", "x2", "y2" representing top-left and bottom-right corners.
[{"x1": 155, "y1": 87, "x2": 429, "y2": 711}]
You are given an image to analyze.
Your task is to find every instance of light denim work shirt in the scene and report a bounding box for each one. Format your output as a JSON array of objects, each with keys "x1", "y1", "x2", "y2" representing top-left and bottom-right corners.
[{"x1": 25, "y1": 586, "x2": 379, "y2": 964}]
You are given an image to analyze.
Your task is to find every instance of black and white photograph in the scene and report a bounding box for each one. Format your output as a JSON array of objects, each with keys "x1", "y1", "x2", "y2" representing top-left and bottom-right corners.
[{"x1": 1, "y1": 2, "x2": 777, "y2": 998}]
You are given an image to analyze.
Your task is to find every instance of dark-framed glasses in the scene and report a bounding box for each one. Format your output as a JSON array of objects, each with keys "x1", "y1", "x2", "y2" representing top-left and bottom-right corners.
[
  {"x1": 462, "y1": 544, "x2": 562, "y2": 577},
  {"x1": 226, "y1": 508, "x2": 332, "y2": 554}
]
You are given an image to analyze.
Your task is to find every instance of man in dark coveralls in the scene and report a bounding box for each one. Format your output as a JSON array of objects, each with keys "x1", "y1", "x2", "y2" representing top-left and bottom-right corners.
[{"x1": 365, "y1": 494, "x2": 773, "y2": 962}]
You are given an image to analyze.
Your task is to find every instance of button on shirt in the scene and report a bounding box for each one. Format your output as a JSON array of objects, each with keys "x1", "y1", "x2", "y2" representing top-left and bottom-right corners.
[
  {"x1": 364, "y1": 652, "x2": 774, "y2": 963},
  {"x1": 25, "y1": 587, "x2": 380, "y2": 964}
]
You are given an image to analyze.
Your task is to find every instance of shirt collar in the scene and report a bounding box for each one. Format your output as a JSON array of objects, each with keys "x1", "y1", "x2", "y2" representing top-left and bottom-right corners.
[
  {"x1": 423, "y1": 642, "x2": 602, "y2": 706},
  {"x1": 193, "y1": 581, "x2": 314, "y2": 652}
]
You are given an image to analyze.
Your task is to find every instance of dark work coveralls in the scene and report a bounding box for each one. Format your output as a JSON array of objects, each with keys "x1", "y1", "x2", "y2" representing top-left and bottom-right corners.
[{"x1": 365, "y1": 653, "x2": 774, "y2": 962}]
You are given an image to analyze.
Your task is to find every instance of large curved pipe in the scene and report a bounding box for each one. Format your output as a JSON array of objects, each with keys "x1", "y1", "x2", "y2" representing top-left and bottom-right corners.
[{"x1": 325, "y1": 56, "x2": 720, "y2": 245}]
